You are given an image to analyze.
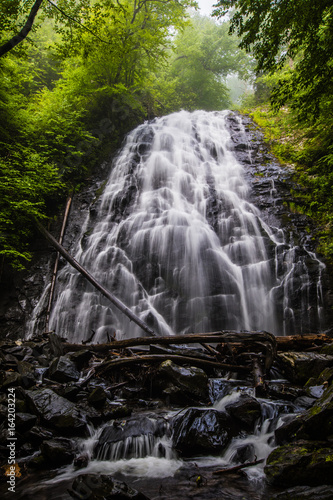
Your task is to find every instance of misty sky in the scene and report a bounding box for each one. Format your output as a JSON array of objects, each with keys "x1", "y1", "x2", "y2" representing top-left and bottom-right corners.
[{"x1": 197, "y1": 0, "x2": 216, "y2": 16}]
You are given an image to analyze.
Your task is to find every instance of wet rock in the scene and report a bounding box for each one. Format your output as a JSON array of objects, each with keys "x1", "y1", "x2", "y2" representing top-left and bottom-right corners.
[
  {"x1": 266, "y1": 383, "x2": 306, "y2": 402},
  {"x1": 74, "y1": 453, "x2": 89, "y2": 469},
  {"x1": 269, "y1": 484, "x2": 333, "y2": 499},
  {"x1": 16, "y1": 360, "x2": 36, "y2": 388},
  {"x1": 58, "y1": 384, "x2": 81, "y2": 402},
  {"x1": 68, "y1": 349, "x2": 93, "y2": 369},
  {"x1": 87, "y1": 387, "x2": 108, "y2": 407},
  {"x1": 265, "y1": 440, "x2": 333, "y2": 487},
  {"x1": 155, "y1": 360, "x2": 208, "y2": 403},
  {"x1": 294, "y1": 395, "x2": 317, "y2": 409},
  {"x1": 307, "y1": 385, "x2": 325, "y2": 399},
  {"x1": 26, "y1": 388, "x2": 87, "y2": 435},
  {"x1": 15, "y1": 412, "x2": 37, "y2": 433},
  {"x1": 101, "y1": 401, "x2": 131, "y2": 420},
  {"x1": 306, "y1": 366, "x2": 333, "y2": 386},
  {"x1": 296, "y1": 382, "x2": 333, "y2": 440},
  {"x1": 230, "y1": 443, "x2": 256, "y2": 464},
  {"x1": 225, "y1": 393, "x2": 261, "y2": 430},
  {"x1": 5, "y1": 345, "x2": 33, "y2": 360},
  {"x1": 275, "y1": 415, "x2": 304, "y2": 445},
  {"x1": 48, "y1": 355, "x2": 80, "y2": 383},
  {"x1": 69, "y1": 474, "x2": 150, "y2": 500},
  {"x1": 24, "y1": 425, "x2": 54, "y2": 445},
  {"x1": 0, "y1": 370, "x2": 22, "y2": 388},
  {"x1": 277, "y1": 352, "x2": 333, "y2": 385},
  {"x1": 172, "y1": 408, "x2": 237, "y2": 457},
  {"x1": 95, "y1": 415, "x2": 167, "y2": 460},
  {"x1": 41, "y1": 438, "x2": 75, "y2": 467},
  {"x1": 76, "y1": 400, "x2": 103, "y2": 426}
]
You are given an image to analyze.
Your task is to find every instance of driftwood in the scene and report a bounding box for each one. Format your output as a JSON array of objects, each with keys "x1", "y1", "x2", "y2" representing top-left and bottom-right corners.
[
  {"x1": 95, "y1": 354, "x2": 250, "y2": 376},
  {"x1": 212, "y1": 458, "x2": 265, "y2": 475},
  {"x1": 36, "y1": 220, "x2": 157, "y2": 338}
]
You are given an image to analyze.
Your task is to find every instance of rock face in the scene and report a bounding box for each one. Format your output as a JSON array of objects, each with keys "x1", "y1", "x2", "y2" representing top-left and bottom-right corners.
[
  {"x1": 275, "y1": 382, "x2": 333, "y2": 444},
  {"x1": 265, "y1": 440, "x2": 333, "y2": 487},
  {"x1": 154, "y1": 360, "x2": 209, "y2": 404},
  {"x1": 277, "y1": 352, "x2": 333, "y2": 385},
  {"x1": 48, "y1": 355, "x2": 81, "y2": 383},
  {"x1": 224, "y1": 393, "x2": 261, "y2": 430},
  {"x1": 172, "y1": 408, "x2": 237, "y2": 456},
  {"x1": 26, "y1": 388, "x2": 87, "y2": 435}
]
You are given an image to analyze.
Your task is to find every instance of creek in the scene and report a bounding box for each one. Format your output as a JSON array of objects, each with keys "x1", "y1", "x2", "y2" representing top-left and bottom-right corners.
[{"x1": 17, "y1": 110, "x2": 333, "y2": 500}]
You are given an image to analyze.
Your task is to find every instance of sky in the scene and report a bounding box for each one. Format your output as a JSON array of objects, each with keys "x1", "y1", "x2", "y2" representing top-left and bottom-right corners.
[{"x1": 197, "y1": 0, "x2": 216, "y2": 17}]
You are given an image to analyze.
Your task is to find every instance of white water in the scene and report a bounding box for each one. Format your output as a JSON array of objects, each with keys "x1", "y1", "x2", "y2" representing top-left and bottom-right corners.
[
  {"x1": 37, "y1": 385, "x2": 298, "y2": 490},
  {"x1": 27, "y1": 110, "x2": 324, "y2": 341}
]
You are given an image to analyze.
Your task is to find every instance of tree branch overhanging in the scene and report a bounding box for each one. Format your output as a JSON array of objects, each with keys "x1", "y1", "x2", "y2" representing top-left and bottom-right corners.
[{"x1": 0, "y1": 0, "x2": 44, "y2": 57}]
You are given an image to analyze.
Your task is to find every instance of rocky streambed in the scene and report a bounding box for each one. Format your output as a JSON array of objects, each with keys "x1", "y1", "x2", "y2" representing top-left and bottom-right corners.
[{"x1": 1, "y1": 332, "x2": 333, "y2": 499}]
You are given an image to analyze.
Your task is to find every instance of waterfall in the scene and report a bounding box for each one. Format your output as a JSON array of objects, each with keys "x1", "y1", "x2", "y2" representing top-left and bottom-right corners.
[{"x1": 30, "y1": 110, "x2": 324, "y2": 342}]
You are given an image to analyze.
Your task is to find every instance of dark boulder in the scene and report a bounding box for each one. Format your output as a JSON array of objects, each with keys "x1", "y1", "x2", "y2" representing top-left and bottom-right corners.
[
  {"x1": 69, "y1": 474, "x2": 150, "y2": 500},
  {"x1": 225, "y1": 393, "x2": 261, "y2": 431},
  {"x1": 87, "y1": 386, "x2": 108, "y2": 407},
  {"x1": 40, "y1": 438, "x2": 75, "y2": 467},
  {"x1": 265, "y1": 440, "x2": 333, "y2": 487},
  {"x1": 67, "y1": 349, "x2": 93, "y2": 370},
  {"x1": 172, "y1": 408, "x2": 237, "y2": 457},
  {"x1": 0, "y1": 370, "x2": 22, "y2": 388},
  {"x1": 15, "y1": 412, "x2": 37, "y2": 433},
  {"x1": 26, "y1": 388, "x2": 87, "y2": 435},
  {"x1": 48, "y1": 355, "x2": 80, "y2": 383},
  {"x1": 16, "y1": 361, "x2": 36, "y2": 388},
  {"x1": 155, "y1": 360, "x2": 208, "y2": 404},
  {"x1": 24, "y1": 425, "x2": 53, "y2": 445},
  {"x1": 277, "y1": 352, "x2": 333, "y2": 385}
]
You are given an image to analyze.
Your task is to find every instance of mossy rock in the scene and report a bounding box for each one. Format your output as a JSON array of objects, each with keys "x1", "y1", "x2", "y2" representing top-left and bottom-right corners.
[
  {"x1": 277, "y1": 352, "x2": 333, "y2": 385},
  {"x1": 265, "y1": 440, "x2": 333, "y2": 487}
]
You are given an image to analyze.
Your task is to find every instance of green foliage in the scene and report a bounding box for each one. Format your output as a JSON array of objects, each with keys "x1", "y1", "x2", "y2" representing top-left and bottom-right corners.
[
  {"x1": 215, "y1": 0, "x2": 333, "y2": 262},
  {"x1": 0, "y1": 0, "x2": 254, "y2": 269},
  {"x1": 0, "y1": 148, "x2": 64, "y2": 268},
  {"x1": 153, "y1": 15, "x2": 254, "y2": 112}
]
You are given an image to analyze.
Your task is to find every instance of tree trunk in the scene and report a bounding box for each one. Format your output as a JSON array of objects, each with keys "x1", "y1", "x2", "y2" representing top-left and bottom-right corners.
[
  {"x1": 62, "y1": 331, "x2": 277, "y2": 352},
  {"x1": 36, "y1": 220, "x2": 157, "y2": 338},
  {"x1": 45, "y1": 195, "x2": 73, "y2": 332},
  {"x1": 0, "y1": 0, "x2": 44, "y2": 57}
]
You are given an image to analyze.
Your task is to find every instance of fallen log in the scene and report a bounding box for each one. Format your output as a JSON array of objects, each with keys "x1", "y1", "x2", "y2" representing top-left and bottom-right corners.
[
  {"x1": 62, "y1": 330, "x2": 277, "y2": 353},
  {"x1": 212, "y1": 458, "x2": 264, "y2": 475},
  {"x1": 95, "y1": 354, "x2": 250, "y2": 376},
  {"x1": 36, "y1": 220, "x2": 157, "y2": 338},
  {"x1": 275, "y1": 334, "x2": 331, "y2": 351}
]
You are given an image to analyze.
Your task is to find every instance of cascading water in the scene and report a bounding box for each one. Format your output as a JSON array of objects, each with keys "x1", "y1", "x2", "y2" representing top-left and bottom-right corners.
[{"x1": 28, "y1": 110, "x2": 325, "y2": 342}]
